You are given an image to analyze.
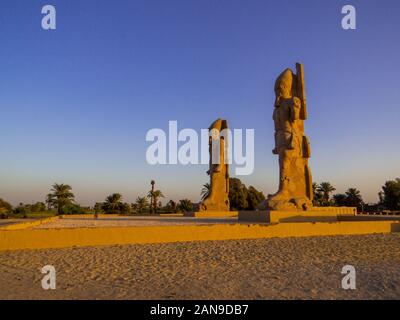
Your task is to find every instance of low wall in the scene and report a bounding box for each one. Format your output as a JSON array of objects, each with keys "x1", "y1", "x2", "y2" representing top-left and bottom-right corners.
[
  {"x1": 0, "y1": 216, "x2": 59, "y2": 231},
  {"x1": 0, "y1": 220, "x2": 399, "y2": 251},
  {"x1": 239, "y1": 208, "x2": 356, "y2": 223},
  {"x1": 184, "y1": 211, "x2": 238, "y2": 218}
]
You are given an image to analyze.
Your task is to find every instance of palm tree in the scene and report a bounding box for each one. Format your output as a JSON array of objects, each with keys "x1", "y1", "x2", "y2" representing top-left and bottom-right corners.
[
  {"x1": 200, "y1": 183, "x2": 210, "y2": 201},
  {"x1": 148, "y1": 190, "x2": 164, "y2": 214},
  {"x1": 345, "y1": 188, "x2": 363, "y2": 210},
  {"x1": 333, "y1": 193, "x2": 347, "y2": 207},
  {"x1": 0, "y1": 198, "x2": 12, "y2": 215},
  {"x1": 312, "y1": 183, "x2": 318, "y2": 195},
  {"x1": 48, "y1": 183, "x2": 75, "y2": 214},
  {"x1": 178, "y1": 199, "x2": 193, "y2": 213},
  {"x1": 135, "y1": 196, "x2": 149, "y2": 214},
  {"x1": 312, "y1": 182, "x2": 323, "y2": 206},
  {"x1": 45, "y1": 194, "x2": 54, "y2": 210},
  {"x1": 149, "y1": 180, "x2": 155, "y2": 214},
  {"x1": 317, "y1": 182, "x2": 336, "y2": 206},
  {"x1": 103, "y1": 193, "x2": 123, "y2": 214},
  {"x1": 94, "y1": 202, "x2": 103, "y2": 214},
  {"x1": 165, "y1": 200, "x2": 177, "y2": 213}
]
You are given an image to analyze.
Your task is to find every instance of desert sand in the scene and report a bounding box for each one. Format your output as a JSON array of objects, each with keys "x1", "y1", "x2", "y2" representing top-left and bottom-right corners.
[{"x1": 0, "y1": 233, "x2": 399, "y2": 300}]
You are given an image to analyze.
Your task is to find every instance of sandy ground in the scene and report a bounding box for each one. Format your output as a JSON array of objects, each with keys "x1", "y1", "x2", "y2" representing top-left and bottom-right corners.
[
  {"x1": 1, "y1": 233, "x2": 400, "y2": 300},
  {"x1": 33, "y1": 216, "x2": 237, "y2": 229}
]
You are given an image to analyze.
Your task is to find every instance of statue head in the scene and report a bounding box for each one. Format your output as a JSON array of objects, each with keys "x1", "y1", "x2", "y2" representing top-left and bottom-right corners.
[
  {"x1": 275, "y1": 68, "x2": 293, "y2": 99},
  {"x1": 209, "y1": 119, "x2": 228, "y2": 140}
]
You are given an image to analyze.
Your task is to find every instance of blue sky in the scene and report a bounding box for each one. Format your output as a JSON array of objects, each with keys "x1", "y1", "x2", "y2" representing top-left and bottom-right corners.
[{"x1": 0, "y1": 0, "x2": 399, "y2": 206}]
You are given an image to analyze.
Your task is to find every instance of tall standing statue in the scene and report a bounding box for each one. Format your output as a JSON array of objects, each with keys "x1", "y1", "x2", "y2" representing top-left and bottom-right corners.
[
  {"x1": 199, "y1": 119, "x2": 230, "y2": 212},
  {"x1": 265, "y1": 63, "x2": 313, "y2": 211}
]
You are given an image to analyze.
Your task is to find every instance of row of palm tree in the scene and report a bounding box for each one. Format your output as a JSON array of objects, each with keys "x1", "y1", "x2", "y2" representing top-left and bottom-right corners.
[
  {"x1": 313, "y1": 182, "x2": 363, "y2": 209},
  {"x1": 94, "y1": 181, "x2": 193, "y2": 214},
  {"x1": 42, "y1": 181, "x2": 167, "y2": 215},
  {"x1": 2, "y1": 179, "x2": 367, "y2": 217},
  {"x1": 132, "y1": 197, "x2": 193, "y2": 213}
]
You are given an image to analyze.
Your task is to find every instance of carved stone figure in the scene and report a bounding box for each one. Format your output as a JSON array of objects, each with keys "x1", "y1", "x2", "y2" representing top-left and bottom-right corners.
[
  {"x1": 265, "y1": 63, "x2": 313, "y2": 210},
  {"x1": 199, "y1": 119, "x2": 230, "y2": 212}
]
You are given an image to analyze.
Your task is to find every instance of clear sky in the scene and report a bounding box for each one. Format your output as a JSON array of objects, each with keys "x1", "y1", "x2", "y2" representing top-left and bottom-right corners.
[{"x1": 1, "y1": 0, "x2": 399, "y2": 206}]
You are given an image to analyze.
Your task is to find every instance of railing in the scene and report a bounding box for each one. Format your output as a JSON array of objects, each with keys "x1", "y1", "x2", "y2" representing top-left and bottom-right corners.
[{"x1": 357, "y1": 211, "x2": 400, "y2": 216}]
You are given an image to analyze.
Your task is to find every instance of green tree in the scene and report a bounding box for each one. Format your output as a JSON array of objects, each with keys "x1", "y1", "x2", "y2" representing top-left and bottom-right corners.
[
  {"x1": 333, "y1": 193, "x2": 347, "y2": 207},
  {"x1": 31, "y1": 202, "x2": 46, "y2": 212},
  {"x1": 135, "y1": 196, "x2": 149, "y2": 214},
  {"x1": 317, "y1": 182, "x2": 336, "y2": 206},
  {"x1": 229, "y1": 178, "x2": 248, "y2": 210},
  {"x1": 152, "y1": 190, "x2": 164, "y2": 214},
  {"x1": 333, "y1": 188, "x2": 364, "y2": 211},
  {"x1": 102, "y1": 193, "x2": 129, "y2": 214},
  {"x1": 312, "y1": 182, "x2": 323, "y2": 206},
  {"x1": 0, "y1": 198, "x2": 13, "y2": 216},
  {"x1": 13, "y1": 203, "x2": 31, "y2": 216},
  {"x1": 164, "y1": 200, "x2": 177, "y2": 213},
  {"x1": 45, "y1": 194, "x2": 54, "y2": 210},
  {"x1": 177, "y1": 199, "x2": 193, "y2": 213},
  {"x1": 149, "y1": 180, "x2": 155, "y2": 214},
  {"x1": 246, "y1": 186, "x2": 265, "y2": 210},
  {"x1": 60, "y1": 203, "x2": 85, "y2": 215},
  {"x1": 380, "y1": 178, "x2": 400, "y2": 211},
  {"x1": 345, "y1": 188, "x2": 363, "y2": 210},
  {"x1": 147, "y1": 190, "x2": 164, "y2": 214},
  {"x1": 94, "y1": 202, "x2": 103, "y2": 214},
  {"x1": 228, "y1": 178, "x2": 265, "y2": 210},
  {"x1": 47, "y1": 183, "x2": 75, "y2": 214}
]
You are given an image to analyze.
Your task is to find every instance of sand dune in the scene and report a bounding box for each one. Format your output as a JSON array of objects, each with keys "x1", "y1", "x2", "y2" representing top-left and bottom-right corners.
[{"x1": 0, "y1": 233, "x2": 399, "y2": 300}]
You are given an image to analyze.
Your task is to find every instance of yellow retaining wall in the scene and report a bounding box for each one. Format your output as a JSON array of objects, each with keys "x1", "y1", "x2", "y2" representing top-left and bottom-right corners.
[
  {"x1": 0, "y1": 216, "x2": 59, "y2": 231},
  {"x1": 184, "y1": 211, "x2": 238, "y2": 218},
  {"x1": 0, "y1": 221, "x2": 399, "y2": 251}
]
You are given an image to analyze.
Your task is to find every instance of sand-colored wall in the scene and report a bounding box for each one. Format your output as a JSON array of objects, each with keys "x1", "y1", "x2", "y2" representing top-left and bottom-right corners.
[
  {"x1": 0, "y1": 221, "x2": 399, "y2": 251},
  {"x1": 185, "y1": 211, "x2": 238, "y2": 218},
  {"x1": 0, "y1": 216, "x2": 59, "y2": 231}
]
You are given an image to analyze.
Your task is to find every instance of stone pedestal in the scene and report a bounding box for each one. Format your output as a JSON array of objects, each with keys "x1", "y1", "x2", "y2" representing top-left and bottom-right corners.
[{"x1": 239, "y1": 207, "x2": 356, "y2": 224}]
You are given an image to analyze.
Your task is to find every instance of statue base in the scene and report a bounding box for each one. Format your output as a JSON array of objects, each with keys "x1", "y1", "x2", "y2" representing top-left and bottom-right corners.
[
  {"x1": 239, "y1": 207, "x2": 356, "y2": 223},
  {"x1": 184, "y1": 211, "x2": 238, "y2": 218}
]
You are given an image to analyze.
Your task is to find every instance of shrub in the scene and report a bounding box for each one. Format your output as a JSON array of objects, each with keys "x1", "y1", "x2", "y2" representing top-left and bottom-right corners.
[
  {"x1": 0, "y1": 213, "x2": 8, "y2": 219},
  {"x1": 60, "y1": 203, "x2": 85, "y2": 215},
  {"x1": 0, "y1": 198, "x2": 13, "y2": 215},
  {"x1": 177, "y1": 199, "x2": 193, "y2": 213}
]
